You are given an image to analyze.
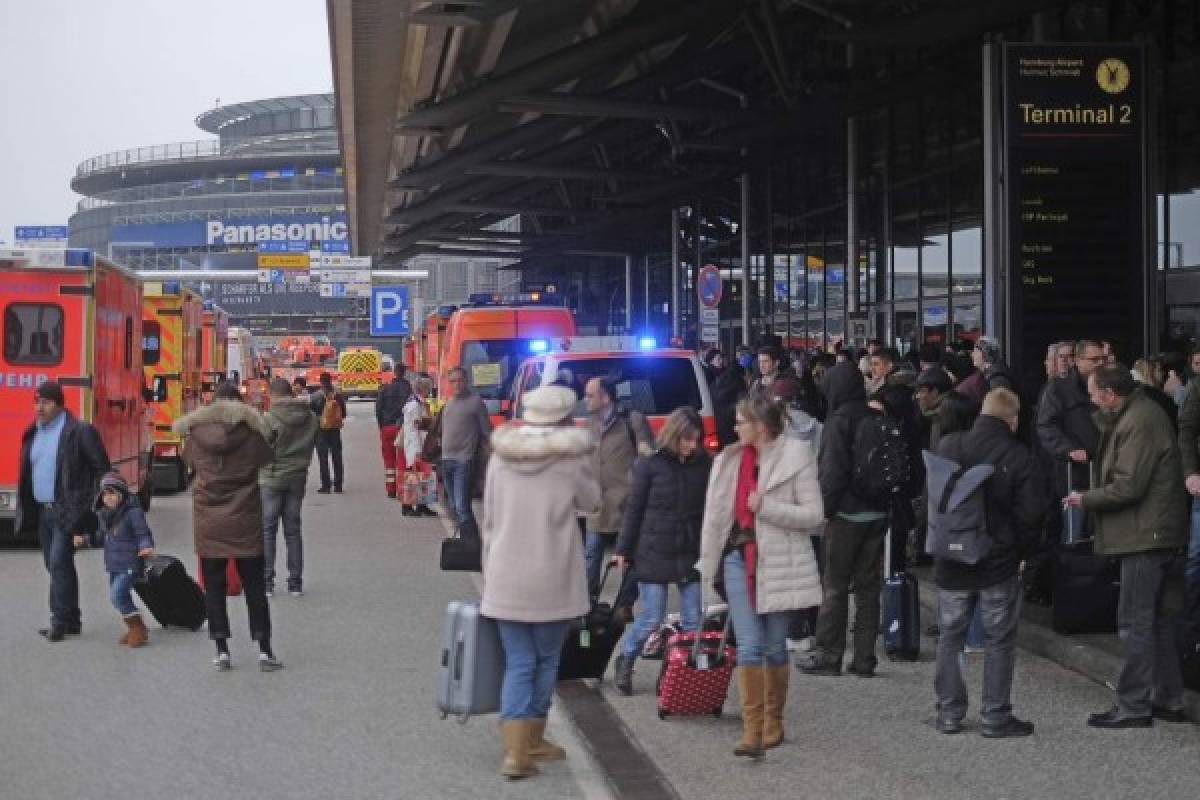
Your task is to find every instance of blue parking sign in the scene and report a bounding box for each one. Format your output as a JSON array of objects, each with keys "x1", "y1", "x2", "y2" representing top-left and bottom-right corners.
[{"x1": 370, "y1": 286, "x2": 410, "y2": 336}]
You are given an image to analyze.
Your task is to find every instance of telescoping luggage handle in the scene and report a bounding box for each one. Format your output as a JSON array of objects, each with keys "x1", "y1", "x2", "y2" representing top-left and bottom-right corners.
[
  {"x1": 690, "y1": 605, "x2": 733, "y2": 671},
  {"x1": 1062, "y1": 460, "x2": 1093, "y2": 546}
]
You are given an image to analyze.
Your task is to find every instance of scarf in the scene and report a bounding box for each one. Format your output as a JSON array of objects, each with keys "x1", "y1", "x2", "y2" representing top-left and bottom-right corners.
[{"x1": 734, "y1": 446, "x2": 758, "y2": 609}]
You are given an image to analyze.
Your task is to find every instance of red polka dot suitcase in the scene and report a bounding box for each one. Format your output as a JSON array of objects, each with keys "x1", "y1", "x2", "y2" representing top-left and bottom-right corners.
[{"x1": 655, "y1": 614, "x2": 735, "y2": 719}]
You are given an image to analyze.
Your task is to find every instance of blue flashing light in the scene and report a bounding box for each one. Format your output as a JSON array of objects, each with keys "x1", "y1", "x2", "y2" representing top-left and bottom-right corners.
[
  {"x1": 529, "y1": 339, "x2": 549, "y2": 354},
  {"x1": 638, "y1": 337, "x2": 657, "y2": 350}
]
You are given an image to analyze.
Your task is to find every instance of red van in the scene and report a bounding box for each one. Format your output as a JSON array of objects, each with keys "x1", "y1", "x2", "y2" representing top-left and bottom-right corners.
[{"x1": 0, "y1": 248, "x2": 154, "y2": 538}]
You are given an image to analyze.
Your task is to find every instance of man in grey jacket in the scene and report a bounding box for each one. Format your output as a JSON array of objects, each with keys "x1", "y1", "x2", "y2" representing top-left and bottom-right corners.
[{"x1": 261, "y1": 378, "x2": 318, "y2": 597}]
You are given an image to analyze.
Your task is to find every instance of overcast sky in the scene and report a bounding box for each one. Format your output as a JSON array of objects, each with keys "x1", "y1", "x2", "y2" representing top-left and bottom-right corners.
[{"x1": 0, "y1": 0, "x2": 333, "y2": 245}]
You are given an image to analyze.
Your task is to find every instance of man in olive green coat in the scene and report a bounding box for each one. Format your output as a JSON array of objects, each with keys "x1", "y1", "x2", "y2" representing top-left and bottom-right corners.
[
  {"x1": 261, "y1": 378, "x2": 318, "y2": 597},
  {"x1": 1066, "y1": 365, "x2": 1187, "y2": 728}
]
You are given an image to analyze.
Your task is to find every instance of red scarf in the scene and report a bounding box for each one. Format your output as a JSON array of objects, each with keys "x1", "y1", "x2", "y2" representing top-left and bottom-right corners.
[{"x1": 734, "y1": 446, "x2": 758, "y2": 609}]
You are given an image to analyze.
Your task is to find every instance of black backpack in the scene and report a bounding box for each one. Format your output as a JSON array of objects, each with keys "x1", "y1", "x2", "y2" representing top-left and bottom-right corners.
[{"x1": 851, "y1": 413, "x2": 913, "y2": 508}]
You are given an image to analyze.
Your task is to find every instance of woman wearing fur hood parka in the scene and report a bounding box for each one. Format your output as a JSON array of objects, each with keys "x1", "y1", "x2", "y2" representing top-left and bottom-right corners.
[
  {"x1": 174, "y1": 382, "x2": 279, "y2": 672},
  {"x1": 480, "y1": 385, "x2": 601, "y2": 781}
]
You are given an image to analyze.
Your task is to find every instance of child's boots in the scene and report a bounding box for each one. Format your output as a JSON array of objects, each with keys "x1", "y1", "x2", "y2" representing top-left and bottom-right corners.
[{"x1": 123, "y1": 614, "x2": 149, "y2": 648}]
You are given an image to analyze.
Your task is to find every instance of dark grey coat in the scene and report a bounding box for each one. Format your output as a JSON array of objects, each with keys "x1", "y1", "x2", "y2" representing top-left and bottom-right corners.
[{"x1": 616, "y1": 450, "x2": 711, "y2": 584}]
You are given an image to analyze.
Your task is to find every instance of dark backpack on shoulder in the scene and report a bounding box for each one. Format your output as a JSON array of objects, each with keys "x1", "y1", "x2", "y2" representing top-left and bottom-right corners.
[
  {"x1": 923, "y1": 449, "x2": 994, "y2": 564},
  {"x1": 851, "y1": 413, "x2": 913, "y2": 508}
]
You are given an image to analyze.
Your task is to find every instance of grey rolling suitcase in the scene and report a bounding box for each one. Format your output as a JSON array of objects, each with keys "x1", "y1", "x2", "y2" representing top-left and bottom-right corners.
[{"x1": 437, "y1": 601, "x2": 504, "y2": 723}]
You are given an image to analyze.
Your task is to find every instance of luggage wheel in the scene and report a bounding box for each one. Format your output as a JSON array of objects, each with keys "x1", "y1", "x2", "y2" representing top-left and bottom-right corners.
[
  {"x1": 713, "y1": 707, "x2": 723, "y2": 718},
  {"x1": 657, "y1": 709, "x2": 668, "y2": 720}
]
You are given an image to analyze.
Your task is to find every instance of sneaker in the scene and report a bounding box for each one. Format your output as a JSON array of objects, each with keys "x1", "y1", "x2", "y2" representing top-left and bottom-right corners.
[
  {"x1": 1151, "y1": 705, "x2": 1189, "y2": 723},
  {"x1": 334, "y1": 486, "x2": 343, "y2": 494},
  {"x1": 846, "y1": 662, "x2": 876, "y2": 678},
  {"x1": 289, "y1": 589, "x2": 304, "y2": 598},
  {"x1": 1087, "y1": 708, "x2": 1151, "y2": 729},
  {"x1": 259, "y1": 654, "x2": 284, "y2": 672},
  {"x1": 265, "y1": 590, "x2": 274, "y2": 598},
  {"x1": 39, "y1": 625, "x2": 67, "y2": 643},
  {"x1": 981, "y1": 717, "x2": 1035, "y2": 738},
  {"x1": 317, "y1": 487, "x2": 331, "y2": 495},
  {"x1": 963, "y1": 644, "x2": 985, "y2": 655},
  {"x1": 936, "y1": 718, "x2": 964, "y2": 735},
  {"x1": 417, "y1": 505, "x2": 438, "y2": 517},
  {"x1": 213, "y1": 653, "x2": 232, "y2": 672},
  {"x1": 387, "y1": 490, "x2": 397, "y2": 499},
  {"x1": 799, "y1": 660, "x2": 842, "y2": 677}
]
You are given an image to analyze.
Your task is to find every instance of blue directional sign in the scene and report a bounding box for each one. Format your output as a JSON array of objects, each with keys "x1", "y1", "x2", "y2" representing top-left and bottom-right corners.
[
  {"x1": 370, "y1": 286, "x2": 410, "y2": 337},
  {"x1": 321, "y1": 240, "x2": 351, "y2": 253},
  {"x1": 15, "y1": 225, "x2": 68, "y2": 241}
]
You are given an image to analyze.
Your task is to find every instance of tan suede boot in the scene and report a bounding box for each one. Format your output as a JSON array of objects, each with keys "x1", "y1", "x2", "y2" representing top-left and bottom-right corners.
[
  {"x1": 118, "y1": 617, "x2": 131, "y2": 646},
  {"x1": 733, "y1": 667, "x2": 765, "y2": 759},
  {"x1": 762, "y1": 665, "x2": 790, "y2": 748},
  {"x1": 499, "y1": 721, "x2": 539, "y2": 780},
  {"x1": 527, "y1": 718, "x2": 566, "y2": 762},
  {"x1": 124, "y1": 614, "x2": 148, "y2": 648}
]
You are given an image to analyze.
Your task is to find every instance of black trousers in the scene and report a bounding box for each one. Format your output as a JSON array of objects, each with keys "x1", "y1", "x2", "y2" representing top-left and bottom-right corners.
[
  {"x1": 315, "y1": 429, "x2": 344, "y2": 490},
  {"x1": 202, "y1": 556, "x2": 271, "y2": 642}
]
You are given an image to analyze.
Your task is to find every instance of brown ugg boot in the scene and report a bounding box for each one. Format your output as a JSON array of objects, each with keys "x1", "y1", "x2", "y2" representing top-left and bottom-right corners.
[
  {"x1": 124, "y1": 614, "x2": 148, "y2": 648},
  {"x1": 118, "y1": 617, "x2": 131, "y2": 646},
  {"x1": 762, "y1": 665, "x2": 790, "y2": 748},
  {"x1": 499, "y1": 721, "x2": 538, "y2": 780},
  {"x1": 734, "y1": 667, "x2": 765, "y2": 759},
  {"x1": 527, "y1": 718, "x2": 566, "y2": 762}
]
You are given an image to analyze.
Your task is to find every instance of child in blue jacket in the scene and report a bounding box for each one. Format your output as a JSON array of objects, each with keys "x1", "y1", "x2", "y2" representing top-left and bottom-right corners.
[{"x1": 96, "y1": 473, "x2": 155, "y2": 647}]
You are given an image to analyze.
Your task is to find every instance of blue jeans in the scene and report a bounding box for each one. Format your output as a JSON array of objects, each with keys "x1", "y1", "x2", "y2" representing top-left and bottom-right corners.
[
  {"x1": 620, "y1": 581, "x2": 702, "y2": 659},
  {"x1": 262, "y1": 479, "x2": 305, "y2": 591},
  {"x1": 1186, "y1": 500, "x2": 1200, "y2": 609},
  {"x1": 965, "y1": 606, "x2": 985, "y2": 649},
  {"x1": 496, "y1": 620, "x2": 572, "y2": 720},
  {"x1": 38, "y1": 508, "x2": 80, "y2": 627},
  {"x1": 723, "y1": 550, "x2": 790, "y2": 666},
  {"x1": 440, "y1": 459, "x2": 474, "y2": 531},
  {"x1": 108, "y1": 570, "x2": 138, "y2": 616}
]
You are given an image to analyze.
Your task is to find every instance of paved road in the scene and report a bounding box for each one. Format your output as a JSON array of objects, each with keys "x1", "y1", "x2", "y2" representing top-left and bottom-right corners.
[{"x1": 0, "y1": 403, "x2": 601, "y2": 800}]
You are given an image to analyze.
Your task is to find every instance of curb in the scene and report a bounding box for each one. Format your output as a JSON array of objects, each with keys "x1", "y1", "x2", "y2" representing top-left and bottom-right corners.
[{"x1": 914, "y1": 579, "x2": 1200, "y2": 723}]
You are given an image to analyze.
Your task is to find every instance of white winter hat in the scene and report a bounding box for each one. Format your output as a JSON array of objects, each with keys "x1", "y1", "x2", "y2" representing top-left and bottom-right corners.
[{"x1": 521, "y1": 385, "x2": 578, "y2": 426}]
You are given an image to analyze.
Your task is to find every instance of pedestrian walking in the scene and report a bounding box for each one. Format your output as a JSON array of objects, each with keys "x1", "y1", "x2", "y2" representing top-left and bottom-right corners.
[
  {"x1": 801, "y1": 360, "x2": 889, "y2": 678},
  {"x1": 1065, "y1": 366, "x2": 1189, "y2": 727},
  {"x1": 94, "y1": 473, "x2": 155, "y2": 648},
  {"x1": 865, "y1": 347, "x2": 898, "y2": 395},
  {"x1": 440, "y1": 366, "x2": 492, "y2": 537},
  {"x1": 17, "y1": 381, "x2": 111, "y2": 642},
  {"x1": 611, "y1": 408, "x2": 712, "y2": 696},
  {"x1": 750, "y1": 345, "x2": 792, "y2": 400},
  {"x1": 931, "y1": 389, "x2": 1044, "y2": 737},
  {"x1": 260, "y1": 378, "x2": 317, "y2": 598},
  {"x1": 402, "y1": 375, "x2": 437, "y2": 517},
  {"x1": 175, "y1": 382, "x2": 281, "y2": 672},
  {"x1": 375, "y1": 362, "x2": 413, "y2": 498},
  {"x1": 699, "y1": 395, "x2": 824, "y2": 758},
  {"x1": 480, "y1": 385, "x2": 601, "y2": 780},
  {"x1": 311, "y1": 372, "x2": 348, "y2": 494},
  {"x1": 292, "y1": 376, "x2": 308, "y2": 397},
  {"x1": 714, "y1": 348, "x2": 753, "y2": 447},
  {"x1": 583, "y1": 376, "x2": 653, "y2": 596}
]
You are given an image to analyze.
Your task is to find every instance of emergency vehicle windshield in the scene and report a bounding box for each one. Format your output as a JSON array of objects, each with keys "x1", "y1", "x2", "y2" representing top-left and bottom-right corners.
[
  {"x1": 460, "y1": 339, "x2": 523, "y2": 402},
  {"x1": 528, "y1": 355, "x2": 704, "y2": 419}
]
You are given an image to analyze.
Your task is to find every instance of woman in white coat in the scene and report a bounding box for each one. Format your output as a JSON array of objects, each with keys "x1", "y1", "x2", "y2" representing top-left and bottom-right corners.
[
  {"x1": 401, "y1": 375, "x2": 436, "y2": 517},
  {"x1": 699, "y1": 394, "x2": 824, "y2": 759}
]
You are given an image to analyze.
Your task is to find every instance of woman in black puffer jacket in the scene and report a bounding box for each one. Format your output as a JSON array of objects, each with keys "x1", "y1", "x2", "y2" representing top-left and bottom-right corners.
[{"x1": 611, "y1": 407, "x2": 712, "y2": 695}]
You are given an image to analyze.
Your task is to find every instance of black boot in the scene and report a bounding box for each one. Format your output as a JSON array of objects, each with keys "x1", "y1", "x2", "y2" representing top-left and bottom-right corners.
[
  {"x1": 402, "y1": 505, "x2": 417, "y2": 517},
  {"x1": 416, "y1": 505, "x2": 438, "y2": 517},
  {"x1": 613, "y1": 655, "x2": 634, "y2": 696}
]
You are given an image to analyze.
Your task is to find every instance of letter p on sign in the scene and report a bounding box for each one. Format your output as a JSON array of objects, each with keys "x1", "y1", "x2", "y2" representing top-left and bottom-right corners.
[{"x1": 370, "y1": 286, "x2": 410, "y2": 336}]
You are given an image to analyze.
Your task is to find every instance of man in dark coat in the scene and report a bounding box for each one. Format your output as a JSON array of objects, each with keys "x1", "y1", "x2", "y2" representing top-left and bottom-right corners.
[
  {"x1": 374, "y1": 363, "x2": 412, "y2": 498},
  {"x1": 17, "y1": 381, "x2": 111, "y2": 641},
  {"x1": 932, "y1": 389, "x2": 1045, "y2": 738},
  {"x1": 1067, "y1": 366, "x2": 1189, "y2": 727},
  {"x1": 801, "y1": 360, "x2": 888, "y2": 677},
  {"x1": 1037, "y1": 339, "x2": 1103, "y2": 504},
  {"x1": 176, "y1": 382, "x2": 279, "y2": 671}
]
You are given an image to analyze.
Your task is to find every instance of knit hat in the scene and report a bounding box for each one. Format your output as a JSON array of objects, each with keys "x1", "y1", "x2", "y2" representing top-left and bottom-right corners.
[
  {"x1": 520, "y1": 386, "x2": 578, "y2": 426},
  {"x1": 975, "y1": 336, "x2": 1002, "y2": 366},
  {"x1": 916, "y1": 366, "x2": 954, "y2": 393},
  {"x1": 99, "y1": 472, "x2": 130, "y2": 495},
  {"x1": 36, "y1": 381, "x2": 65, "y2": 406}
]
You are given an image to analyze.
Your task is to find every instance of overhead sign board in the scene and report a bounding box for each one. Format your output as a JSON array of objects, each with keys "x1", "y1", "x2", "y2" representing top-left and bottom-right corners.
[
  {"x1": 14, "y1": 225, "x2": 68, "y2": 244},
  {"x1": 318, "y1": 254, "x2": 371, "y2": 268},
  {"x1": 320, "y1": 269, "x2": 372, "y2": 284},
  {"x1": 257, "y1": 253, "x2": 310, "y2": 269},
  {"x1": 999, "y1": 42, "x2": 1147, "y2": 384},
  {"x1": 370, "y1": 285, "x2": 410, "y2": 336}
]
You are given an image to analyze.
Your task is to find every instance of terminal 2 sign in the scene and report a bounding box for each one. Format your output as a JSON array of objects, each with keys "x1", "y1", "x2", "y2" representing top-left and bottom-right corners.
[{"x1": 997, "y1": 43, "x2": 1148, "y2": 384}]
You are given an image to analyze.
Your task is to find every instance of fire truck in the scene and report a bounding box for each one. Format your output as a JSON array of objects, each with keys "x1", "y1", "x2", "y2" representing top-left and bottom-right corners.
[
  {"x1": 227, "y1": 326, "x2": 268, "y2": 409},
  {"x1": 142, "y1": 282, "x2": 204, "y2": 492},
  {"x1": 0, "y1": 248, "x2": 154, "y2": 539},
  {"x1": 200, "y1": 302, "x2": 229, "y2": 403}
]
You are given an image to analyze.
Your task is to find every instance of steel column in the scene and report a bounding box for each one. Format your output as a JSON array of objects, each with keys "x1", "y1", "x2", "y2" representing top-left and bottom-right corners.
[
  {"x1": 741, "y1": 172, "x2": 750, "y2": 346},
  {"x1": 625, "y1": 253, "x2": 633, "y2": 332},
  {"x1": 671, "y1": 208, "x2": 681, "y2": 339}
]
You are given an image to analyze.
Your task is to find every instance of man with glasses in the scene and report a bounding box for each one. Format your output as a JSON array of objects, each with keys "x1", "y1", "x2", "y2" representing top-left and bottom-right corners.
[{"x1": 1037, "y1": 340, "x2": 1103, "y2": 507}]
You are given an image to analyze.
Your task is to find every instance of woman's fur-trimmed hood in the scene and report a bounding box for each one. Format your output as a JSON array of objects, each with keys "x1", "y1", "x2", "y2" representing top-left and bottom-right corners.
[
  {"x1": 173, "y1": 400, "x2": 272, "y2": 443},
  {"x1": 490, "y1": 423, "x2": 593, "y2": 468}
]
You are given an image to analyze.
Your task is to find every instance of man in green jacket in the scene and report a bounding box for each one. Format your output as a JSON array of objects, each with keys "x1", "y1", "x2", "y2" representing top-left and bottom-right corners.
[
  {"x1": 1176, "y1": 371, "x2": 1200, "y2": 612},
  {"x1": 261, "y1": 378, "x2": 318, "y2": 597},
  {"x1": 1065, "y1": 365, "x2": 1188, "y2": 728}
]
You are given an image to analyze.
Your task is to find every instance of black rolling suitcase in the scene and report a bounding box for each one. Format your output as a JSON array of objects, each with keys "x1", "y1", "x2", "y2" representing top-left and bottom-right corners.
[
  {"x1": 882, "y1": 523, "x2": 920, "y2": 661},
  {"x1": 558, "y1": 563, "x2": 626, "y2": 681},
  {"x1": 1051, "y1": 542, "x2": 1119, "y2": 634},
  {"x1": 135, "y1": 555, "x2": 207, "y2": 631}
]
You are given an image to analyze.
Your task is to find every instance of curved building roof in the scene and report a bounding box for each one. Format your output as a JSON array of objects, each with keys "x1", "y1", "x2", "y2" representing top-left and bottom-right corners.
[{"x1": 195, "y1": 93, "x2": 335, "y2": 133}]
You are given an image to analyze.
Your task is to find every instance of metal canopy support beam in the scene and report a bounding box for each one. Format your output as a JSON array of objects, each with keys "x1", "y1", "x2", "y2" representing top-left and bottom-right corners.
[
  {"x1": 465, "y1": 161, "x2": 670, "y2": 183},
  {"x1": 671, "y1": 208, "x2": 680, "y2": 338},
  {"x1": 395, "y1": 0, "x2": 739, "y2": 132},
  {"x1": 445, "y1": 203, "x2": 606, "y2": 217},
  {"x1": 740, "y1": 172, "x2": 750, "y2": 346},
  {"x1": 411, "y1": 0, "x2": 519, "y2": 28},
  {"x1": 625, "y1": 254, "x2": 634, "y2": 333},
  {"x1": 498, "y1": 92, "x2": 746, "y2": 122}
]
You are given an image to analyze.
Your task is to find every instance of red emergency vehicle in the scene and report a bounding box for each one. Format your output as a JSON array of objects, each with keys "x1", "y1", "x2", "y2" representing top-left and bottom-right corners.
[
  {"x1": 200, "y1": 303, "x2": 230, "y2": 403},
  {"x1": 0, "y1": 248, "x2": 154, "y2": 539}
]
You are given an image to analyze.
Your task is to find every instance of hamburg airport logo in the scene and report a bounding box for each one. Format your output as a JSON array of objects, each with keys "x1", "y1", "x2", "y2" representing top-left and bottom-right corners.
[{"x1": 1096, "y1": 57, "x2": 1130, "y2": 94}]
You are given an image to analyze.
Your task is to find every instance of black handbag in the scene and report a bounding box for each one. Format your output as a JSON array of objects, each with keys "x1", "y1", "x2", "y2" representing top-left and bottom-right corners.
[{"x1": 439, "y1": 518, "x2": 481, "y2": 572}]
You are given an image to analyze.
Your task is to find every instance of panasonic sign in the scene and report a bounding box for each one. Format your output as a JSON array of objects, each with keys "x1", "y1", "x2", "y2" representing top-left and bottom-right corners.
[{"x1": 206, "y1": 216, "x2": 348, "y2": 246}]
